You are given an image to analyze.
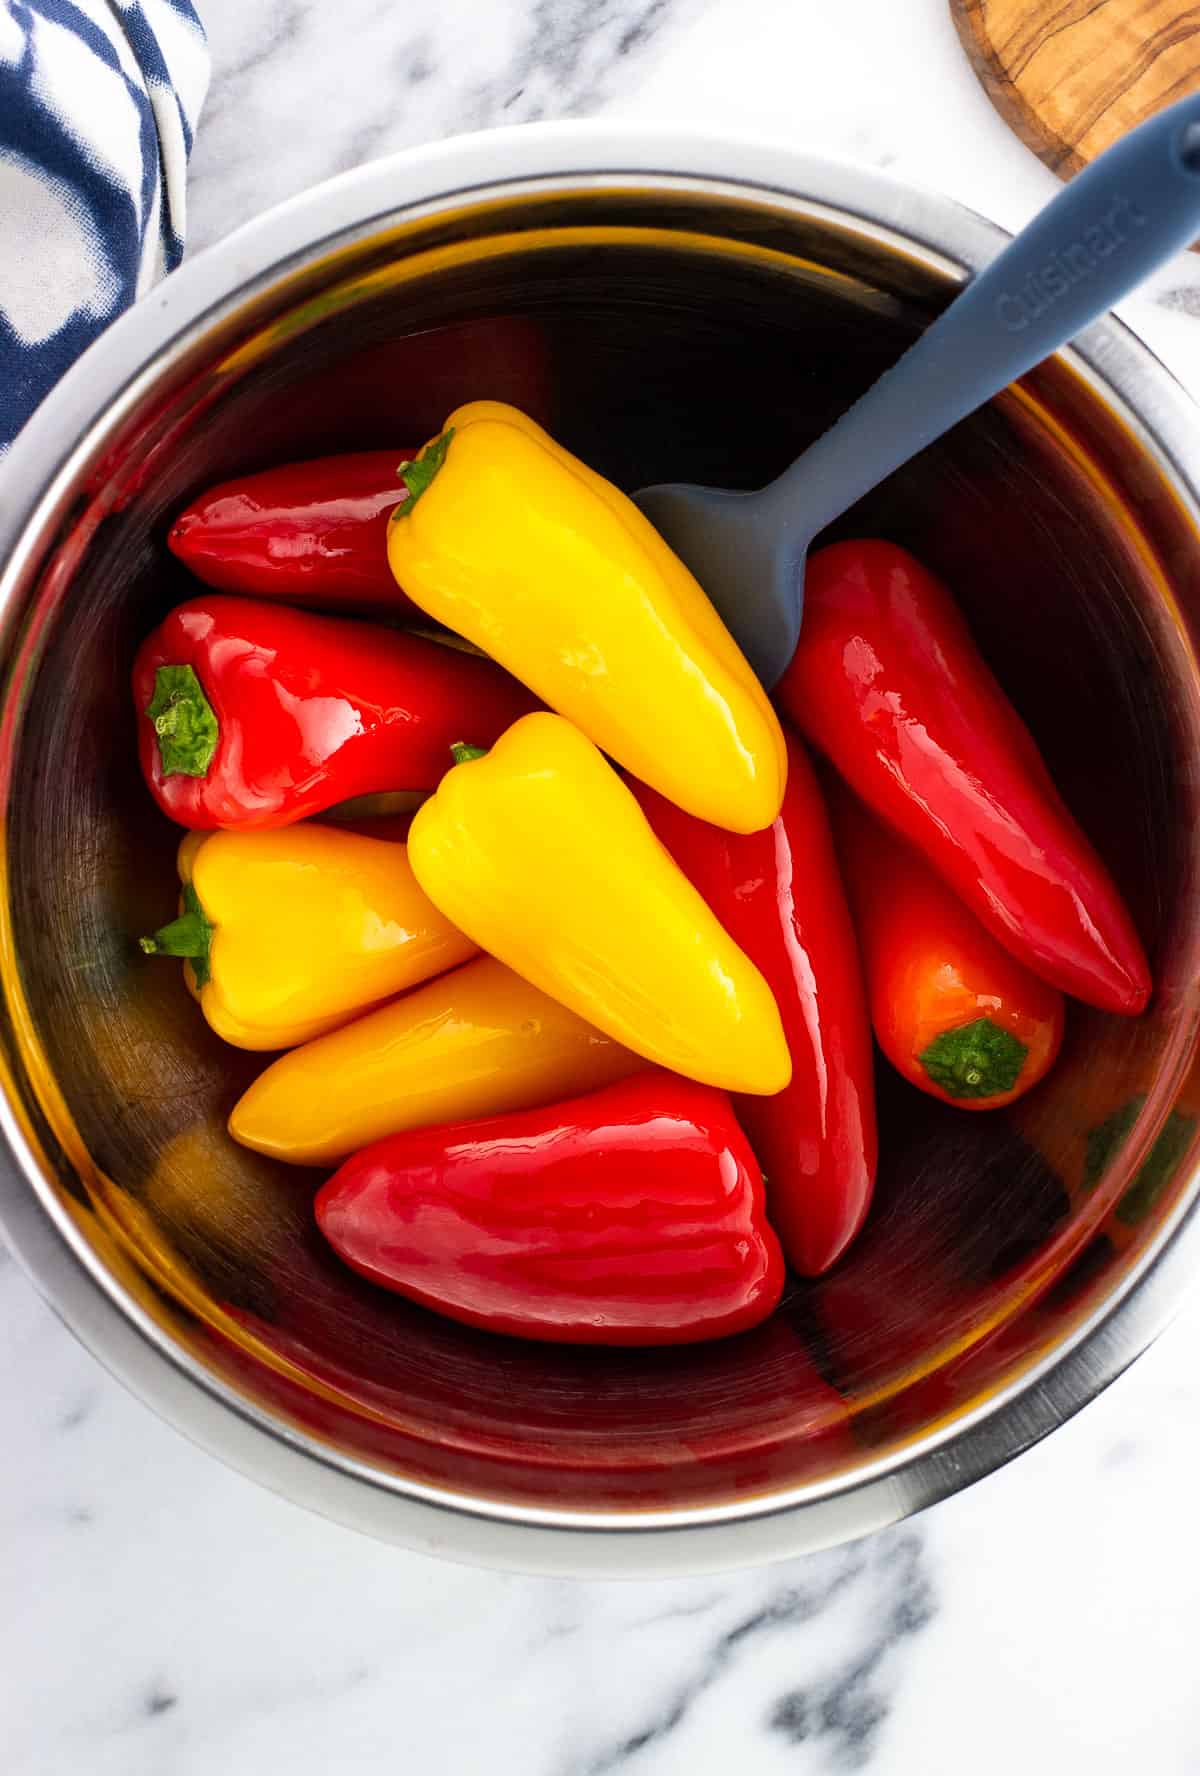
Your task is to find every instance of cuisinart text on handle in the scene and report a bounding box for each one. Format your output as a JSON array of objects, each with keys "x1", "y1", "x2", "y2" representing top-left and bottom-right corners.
[{"x1": 995, "y1": 195, "x2": 1147, "y2": 332}]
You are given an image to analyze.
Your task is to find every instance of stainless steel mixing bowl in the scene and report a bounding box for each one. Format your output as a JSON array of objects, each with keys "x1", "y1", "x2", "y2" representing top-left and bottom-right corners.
[{"x1": 2, "y1": 127, "x2": 1199, "y2": 1575}]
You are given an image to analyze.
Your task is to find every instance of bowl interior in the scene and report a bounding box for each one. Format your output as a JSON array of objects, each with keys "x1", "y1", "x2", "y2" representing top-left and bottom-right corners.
[{"x1": 5, "y1": 177, "x2": 1200, "y2": 1516}]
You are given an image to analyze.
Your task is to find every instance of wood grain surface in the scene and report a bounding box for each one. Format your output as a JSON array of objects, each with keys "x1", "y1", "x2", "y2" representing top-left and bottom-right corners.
[{"x1": 951, "y1": 0, "x2": 1200, "y2": 176}]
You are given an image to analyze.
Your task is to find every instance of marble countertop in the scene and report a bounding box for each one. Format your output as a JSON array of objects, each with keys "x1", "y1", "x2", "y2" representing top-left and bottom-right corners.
[{"x1": 6, "y1": 2, "x2": 1200, "y2": 1771}]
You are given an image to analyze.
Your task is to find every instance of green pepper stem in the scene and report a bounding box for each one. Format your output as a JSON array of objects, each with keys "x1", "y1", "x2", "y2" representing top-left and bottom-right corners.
[
  {"x1": 450, "y1": 742, "x2": 488, "y2": 765},
  {"x1": 139, "y1": 883, "x2": 214, "y2": 987},
  {"x1": 140, "y1": 913, "x2": 208, "y2": 958},
  {"x1": 395, "y1": 428, "x2": 455, "y2": 513},
  {"x1": 918, "y1": 1016, "x2": 1028, "y2": 1101},
  {"x1": 145, "y1": 664, "x2": 218, "y2": 778}
]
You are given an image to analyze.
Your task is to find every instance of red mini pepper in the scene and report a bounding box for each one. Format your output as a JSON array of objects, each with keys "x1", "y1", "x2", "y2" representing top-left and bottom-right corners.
[
  {"x1": 828, "y1": 780, "x2": 1065, "y2": 1109},
  {"x1": 315, "y1": 1072, "x2": 785, "y2": 1346},
  {"x1": 133, "y1": 594, "x2": 539, "y2": 830},
  {"x1": 776, "y1": 540, "x2": 1151, "y2": 1016},
  {"x1": 168, "y1": 452, "x2": 421, "y2": 610},
  {"x1": 633, "y1": 734, "x2": 877, "y2": 1276}
]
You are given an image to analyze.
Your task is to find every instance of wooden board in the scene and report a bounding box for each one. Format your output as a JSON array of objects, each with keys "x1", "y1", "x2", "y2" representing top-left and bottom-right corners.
[{"x1": 951, "y1": 0, "x2": 1200, "y2": 177}]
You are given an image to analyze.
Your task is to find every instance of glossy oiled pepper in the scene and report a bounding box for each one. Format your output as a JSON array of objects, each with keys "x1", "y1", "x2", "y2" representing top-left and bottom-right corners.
[
  {"x1": 776, "y1": 541, "x2": 1151, "y2": 1015},
  {"x1": 633, "y1": 733, "x2": 877, "y2": 1275},
  {"x1": 407, "y1": 713, "x2": 792, "y2": 1095},
  {"x1": 229, "y1": 955, "x2": 644, "y2": 1167},
  {"x1": 386, "y1": 401, "x2": 786, "y2": 834},
  {"x1": 139, "y1": 824, "x2": 476, "y2": 1050},
  {"x1": 168, "y1": 452, "x2": 423, "y2": 609},
  {"x1": 829, "y1": 782, "x2": 1064, "y2": 1108},
  {"x1": 316, "y1": 1072, "x2": 785, "y2": 1345},
  {"x1": 132, "y1": 593, "x2": 539, "y2": 829}
]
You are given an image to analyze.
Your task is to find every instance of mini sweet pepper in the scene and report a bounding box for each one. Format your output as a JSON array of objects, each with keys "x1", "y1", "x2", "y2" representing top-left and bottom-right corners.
[
  {"x1": 827, "y1": 781, "x2": 1065, "y2": 1109},
  {"x1": 386, "y1": 401, "x2": 787, "y2": 834},
  {"x1": 776, "y1": 541, "x2": 1151, "y2": 1014},
  {"x1": 316, "y1": 1072, "x2": 785, "y2": 1345},
  {"x1": 133, "y1": 593, "x2": 539, "y2": 829},
  {"x1": 140, "y1": 824, "x2": 477, "y2": 1050},
  {"x1": 168, "y1": 450, "x2": 423, "y2": 609},
  {"x1": 229, "y1": 954, "x2": 644, "y2": 1166},
  {"x1": 406, "y1": 712, "x2": 792, "y2": 1095},
  {"x1": 634, "y1": 733, "x2": 877, "y2": 1275}
]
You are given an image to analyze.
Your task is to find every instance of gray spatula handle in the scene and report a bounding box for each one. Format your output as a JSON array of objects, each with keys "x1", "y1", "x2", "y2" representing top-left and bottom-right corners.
[{"x1": 760, "y1": 92, "x2": 1200, "y2": 540}]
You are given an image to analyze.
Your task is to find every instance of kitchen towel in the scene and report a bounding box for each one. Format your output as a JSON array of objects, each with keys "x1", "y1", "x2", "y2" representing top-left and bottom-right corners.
[{"x1": 0, "y1": 0, "x2": 209, "y2": 456}]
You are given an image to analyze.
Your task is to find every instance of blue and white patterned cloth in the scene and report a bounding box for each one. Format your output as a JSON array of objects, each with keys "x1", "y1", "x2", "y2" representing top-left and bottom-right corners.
[{"x1": 0, "y1": 0, "x2": 209, "y2": 455}]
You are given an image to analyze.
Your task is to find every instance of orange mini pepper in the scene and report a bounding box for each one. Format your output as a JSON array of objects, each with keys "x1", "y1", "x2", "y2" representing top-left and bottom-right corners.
[{"x1": 829, "y1": 783, "x2": 1064, "y2": 1109}]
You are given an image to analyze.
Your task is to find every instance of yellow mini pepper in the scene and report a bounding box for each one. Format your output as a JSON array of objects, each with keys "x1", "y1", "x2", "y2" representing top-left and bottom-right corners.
[
  {"x1": 386, "y1": 400, "x2": 787, "y2": 835},
  {"x1": 229, "y1": 955, "x2": 642, "y2": 1166},
  {"x1": 141, "y1": 824, "x2": 476, "y2": 1050},
  {"x1": 407, "y1": 712, "x2": 792, "y2": 1095}
]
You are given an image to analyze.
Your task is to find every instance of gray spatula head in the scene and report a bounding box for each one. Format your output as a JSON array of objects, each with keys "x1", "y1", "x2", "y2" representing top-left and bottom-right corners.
[
  {"x1": 635, "y1": 93, "x2": 1200, "y2": 690},
  {"x1": 632, "y1": 481, "x2": 803, "y2": 689}
]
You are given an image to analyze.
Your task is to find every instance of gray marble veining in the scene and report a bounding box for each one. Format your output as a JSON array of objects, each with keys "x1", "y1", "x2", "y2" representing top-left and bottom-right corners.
[{"x1": 186, "y1": 0, "x2": 713, "y2": 251}]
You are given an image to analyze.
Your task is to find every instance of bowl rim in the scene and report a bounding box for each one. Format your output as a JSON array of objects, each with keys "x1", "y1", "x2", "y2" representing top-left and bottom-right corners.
[{"x1": 2, "y1": 120, "x2": 1199, "y2": 1575}]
